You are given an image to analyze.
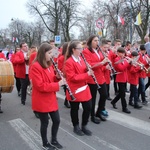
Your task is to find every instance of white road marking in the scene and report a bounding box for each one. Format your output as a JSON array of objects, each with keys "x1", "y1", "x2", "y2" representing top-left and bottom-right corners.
[
  {"x1": 57, "y1": 93, "x2": 122, "y2": 150},
  {"x1": 9, "y1": 118, "x2": 41, "y2": 150},
  {"x1": 56, "y1": 93, "x2": 150, "y2": 137}
]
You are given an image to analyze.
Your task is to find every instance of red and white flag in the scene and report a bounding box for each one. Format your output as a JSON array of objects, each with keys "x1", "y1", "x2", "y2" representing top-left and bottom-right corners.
[{"x1": 117, "y1": 15, "x2": 125, "y2": 25}]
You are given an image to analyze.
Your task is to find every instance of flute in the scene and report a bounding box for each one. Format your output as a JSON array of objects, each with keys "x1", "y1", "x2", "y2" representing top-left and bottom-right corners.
[
  {"x1": 50, "y1": 58, "x2": 76, "y2": 101},
  {"x1": 80, "y1": 53, "x2": 101, "y2": 89}
]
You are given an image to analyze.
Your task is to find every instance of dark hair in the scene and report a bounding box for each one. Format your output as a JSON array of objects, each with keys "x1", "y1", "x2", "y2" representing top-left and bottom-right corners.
[
  {"x1": 140, "y1": 44, "x2": 146, "y2": 51},
  {"x1": 36, "y1": 43, "x2": 52, "y2": 68},
  {"x1": 126, "y1": 41, "x2": 131, "y2": 46},
  {"x1": 62, "y1": 42, "x2": 69, "y2": 55},
  {"x1": 86, "y1": 35, "x2": 98, "y2": 52},
  {"x1": 49, "y1": 40, "x2": 54, "y2": 43},
  {"x1": 115, "y1": 39, "x2": 121, "y2": 43},
  {"x1": 65, "y1": 41, "x2": 81, "y2": 60},
  {"x1": 14, "y1": 47, "x2": 20, "y2": 53},
  {"x1": 101, "y1": 39, "x2": 108, "y2": 46},
  {"x1": 117, "y1": 47, "x2": 125, "y2": 53},
  {"x1": 20, "y1": 42, "x2": 26, "y2": 48},
  {"x1": 131, "y1": 51, "x2": 138, "y2": 56}
]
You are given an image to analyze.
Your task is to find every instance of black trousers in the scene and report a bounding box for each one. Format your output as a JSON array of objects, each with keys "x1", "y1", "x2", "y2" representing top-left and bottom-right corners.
[
  {"x1": 106, "y1": 84, "x2": 110, "y2": 97},
  {"x1": 15, "y1": 74, "x2": 21, "y2": 93},
  {"x1": 145, "y1": 77, "x2": 150, "y2": 91},
  {"x1": 113, "y1": 74, "x2": 118, "y2": 93},
  {"x1": 89, "y1": 83, "x2": 107, "y2": 117},
  {"x1": 69, "y1": 100, "x2": 91, "y2": 126},
  {"x1": 20, "y1": 75, "x2": 29, "y2": 102},
  {"x1": 111, "y1": 82, "x2": 127, "y2": 110},
  {"x1": 38, "y1": 110, "x2": 60, "y2": 145}
]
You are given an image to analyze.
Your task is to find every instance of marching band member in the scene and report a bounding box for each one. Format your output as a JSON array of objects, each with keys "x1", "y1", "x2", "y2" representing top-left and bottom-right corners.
[
  {"x1": 128, "y1": 51, "x2": 142, "y2": 109},
  {"x1": 138, "y1": 45, "x2": 149, "y2": 105},
  {"x1": 14, "y1": 42, "x2": 30, "y2": 105},
  {"x1": 57, "y1": 42, "x2": 70, "y2": 108},
  {"x1": 111, "y1": 39, "x2": 122, "y2": 95},
  {"x1": 82, "y1": 35, "x2": 109, "y2": 123},
  {"x1": 64, "y1": 41, "x2": 93, "y2": 136},
  {"x1": 30, "y1": 43, "x2": 65, "y2": 149},
  {"x1": 111, "y1": 47, "x2": 131, "y2": 114},
  {"x1": 11, "y1": 47, "x2": 21, "y2": 97}
]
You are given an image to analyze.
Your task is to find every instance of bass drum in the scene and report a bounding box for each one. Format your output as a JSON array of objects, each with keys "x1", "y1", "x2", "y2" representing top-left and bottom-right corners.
[{"x1": 0, "y1": 60, "x2": 14, "y2": 93}]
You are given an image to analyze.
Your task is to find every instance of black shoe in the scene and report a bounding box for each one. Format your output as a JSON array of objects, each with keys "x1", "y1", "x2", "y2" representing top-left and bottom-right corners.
[
  {"x1": 111, "y1": 101, "x2": 117, "y2": 109},
  {"x1": 51, "y1": 140, "x2": 63, "y2": 149},
  {"x1": 115, "y1": 92, "x2": 118, "y2": 96},
  {"x1": 42, "y1": 142, "x2": 56, "y2": 150},
  {"x1": 96, "y1": 113, "x2": 107, "y2": 121},
  {"x1": 107, "y1": 97, "x2": 112, "y2": 101},
  {"x1": 91, "y1": 116, "x2": 101, "y2": 124},
  {"x1": 122, "y1": 108, "x2": 131, "y2": 114},
  {"x1": 73, "y1": 125, "x2": 84, "y2": 136},
  {"x1": 142, "y1": 101, "x2": 148, "y2": 105},
  {"x1": 82, "y1": 126, "x2": 92, "y2": 136},
  {"x1": 134, "y1": 104, "x2": 142, "y2": 109},
  {"x1": 21, "y1": 101, "x2": 25, "y2": 105},
  {"x1": 128, "y1": 101, "x2": 134, "y2": 107},
  {"x1": 64, "y1": 100, "x2": 70, "y2": 108},
  {"x1": 0, "y1": 109, "x2": 3, "y2": 113},
  {"x1": 18, "y1": 91, "x2": 21, "y2": 97}
]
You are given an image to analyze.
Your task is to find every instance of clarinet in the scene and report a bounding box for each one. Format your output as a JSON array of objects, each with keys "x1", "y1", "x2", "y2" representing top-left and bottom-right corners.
[
  {"x1": 80, "y1": 53, "x2": 101, "y2": 89},
  {"x1": 50, "y1": 58, "x2": 76, "y2": 101},
  {"x1": 97, "y1": 45, "x2": 117, "y2": 78}
]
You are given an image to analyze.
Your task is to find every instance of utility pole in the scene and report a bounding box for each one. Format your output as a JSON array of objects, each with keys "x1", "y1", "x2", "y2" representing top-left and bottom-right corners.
[{"x1": 130, "y1": 0, "x2": 132, "y2": 43}]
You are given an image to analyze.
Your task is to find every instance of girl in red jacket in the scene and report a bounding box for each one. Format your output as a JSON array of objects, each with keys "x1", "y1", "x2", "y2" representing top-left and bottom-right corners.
[
  {"x1": 64, "y1": 41, "x2": 93, "y2": 136},
  {"x1": 30, "y1": 43, "x2": 65, "y2": 150}
]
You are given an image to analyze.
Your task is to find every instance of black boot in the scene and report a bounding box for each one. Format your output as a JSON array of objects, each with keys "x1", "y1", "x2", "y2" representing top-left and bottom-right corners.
[
  {"x1": 73, "y1": 125, "x2": 84, "y2": 136},
  {"x1": 134, "y1": 103, "x2": 142, "y2": 109},
  {"x1": 0, "y1": 98, "x2": 3, "y2": 113},
  {"x1": 82, "y1": 125, "x2": 92, "y2": 136},
  {"x1": 51, "y1": 139, "x2": 63, "y2": 149}
]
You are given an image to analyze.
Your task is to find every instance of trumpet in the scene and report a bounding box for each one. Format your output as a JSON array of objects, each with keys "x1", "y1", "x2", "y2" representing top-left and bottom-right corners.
[{"x1": 131, "y1": 56, "x2": 149, "y2": 73}]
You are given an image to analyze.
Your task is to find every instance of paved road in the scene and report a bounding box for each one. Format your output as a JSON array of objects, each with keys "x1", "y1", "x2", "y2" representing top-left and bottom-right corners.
[{"x1": 0, "y1": 81, "x2": 150, "y2": 150}]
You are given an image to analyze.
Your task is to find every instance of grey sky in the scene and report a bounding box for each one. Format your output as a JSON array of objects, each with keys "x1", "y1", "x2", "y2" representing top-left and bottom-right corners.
[{"x1": 0, "y1": 0, "x2": 93, "y2": 29}]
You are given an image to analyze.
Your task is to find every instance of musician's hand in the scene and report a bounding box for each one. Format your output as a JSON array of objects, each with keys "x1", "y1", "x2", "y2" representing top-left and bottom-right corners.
[
  {"x1": 58, "y1": 78, "x2": 66, "y2": 86},
  {"x1": 25, "y1": 56, "x2": 29, "y2": 60},
  {"x1": 101, "y1": 57, "x2": 109, "y2": 65},
  {"x1": 56, "y1": 72, "x2": 62, "y2": 79},
  {"x1": 106, "y1": 64, "x2": 111, "y2": 70},
  {"x1": 87, "y1": 69, "x2": 94, "y2": 76}
]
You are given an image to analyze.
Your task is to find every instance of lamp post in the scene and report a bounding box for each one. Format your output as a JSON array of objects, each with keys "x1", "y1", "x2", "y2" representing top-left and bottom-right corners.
[{"x1": 129, "y1": 0, "x2": 132, "y2": 43}]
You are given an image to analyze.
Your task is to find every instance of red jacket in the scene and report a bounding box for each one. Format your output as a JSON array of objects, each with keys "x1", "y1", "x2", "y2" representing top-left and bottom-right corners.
[
  {"x1": 29, "y1": 52, "x2": 37, "y2": 66},
  {"x1": 14, "y1": 51, "x2": 27, "y2": 78},
  {"x1": 82, "y1": 48, "x2": 106, "y2": 84},
  {"x1": 57, "y1": 55, "x2": 65, "y2": 73},
  {"x1": 0, "y1": 52, "x2": 6, "y2": 59},
  {"x1": 138, "y1": 53, "x2": 149, "y2": 78},
  {"x1": 114, "y1": 56, "x2": 129, "y2": 83},
  {"x1": 127, "y1": 65, "x2": 141, "y2": 85},
  {"x1": 64, "y1": 56, "x2": 92, "y2": 102},
  {"x1": 11, "y1": 53, "x2": 17, "y2": 73},
  {"x1": 30, "y1": 61, "x2": 60, "y2": 112}
]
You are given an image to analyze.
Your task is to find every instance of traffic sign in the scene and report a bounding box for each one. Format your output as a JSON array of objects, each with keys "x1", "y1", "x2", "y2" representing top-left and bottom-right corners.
[
  {"x1": 55, "y1": 35, "x2": 61, "y2": 44},
  {"x1": 96, "y1": 18, "x2": 104, "y2": 29}
]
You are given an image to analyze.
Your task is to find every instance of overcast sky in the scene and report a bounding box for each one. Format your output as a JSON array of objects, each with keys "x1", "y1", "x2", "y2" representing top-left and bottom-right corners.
[
  {"x1": 0, "y1": 0, "x2": 93, "y2": 29},
  {"x1": 0, "y1": 0, "x2": 34, "y2": 28}
]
